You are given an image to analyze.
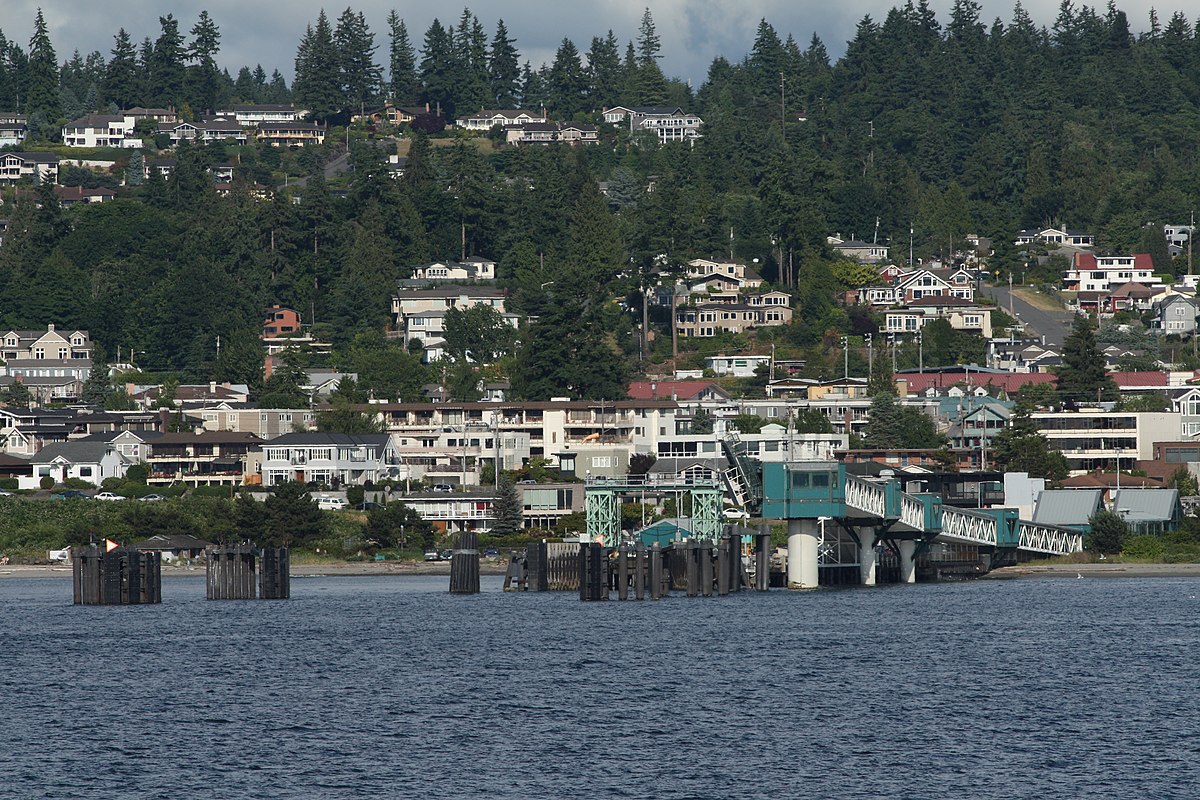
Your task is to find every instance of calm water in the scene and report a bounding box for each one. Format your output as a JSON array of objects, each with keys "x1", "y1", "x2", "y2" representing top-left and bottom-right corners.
[{"x1": 3, "y1": 574, "x2": 1199, "y2": 799}]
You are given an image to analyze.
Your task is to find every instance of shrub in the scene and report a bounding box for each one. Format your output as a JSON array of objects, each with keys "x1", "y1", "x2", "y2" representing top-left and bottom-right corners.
[
  {"x1": 39, "y1": 476, "x2": 53, "y2": 490},
  {"x1": 1122, "y1": 534, "x2": 1164, "y2": 561},
  {"x1": 0, "y1": 478, "x2": 17, "y2": 491}
]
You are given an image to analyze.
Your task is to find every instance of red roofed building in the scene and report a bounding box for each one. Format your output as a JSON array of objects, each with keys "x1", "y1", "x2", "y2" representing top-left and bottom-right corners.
[
  {"x1": 1064, "y1": 253, "x2": 1160, "y2": 293},
  {"x1": 896, "y1": 371, "x2": 1056, "y2": 397},
  {"x1": 626, "y1": 381, "x2": 730, "y2": 402},
  {"x1": 1109, "y1": 371, "x2": 1169, "y2": 388}
]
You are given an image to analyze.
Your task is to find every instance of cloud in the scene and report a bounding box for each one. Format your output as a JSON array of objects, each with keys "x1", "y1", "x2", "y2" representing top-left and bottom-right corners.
[{"x1": 6, "y1": 0, "x2": 1177, "y2": 90}]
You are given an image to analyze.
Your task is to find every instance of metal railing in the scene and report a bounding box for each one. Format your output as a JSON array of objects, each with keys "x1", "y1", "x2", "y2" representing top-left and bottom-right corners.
[
  {"x1": 1017, "y1": 522, "x2": 1083, "y2": 555},
  {"x1": 845, "y1": 475, "x2": 887, "y2": 518},
  {"x1": 939, "y1": 507, "x2": 1000, "y2": 546}
]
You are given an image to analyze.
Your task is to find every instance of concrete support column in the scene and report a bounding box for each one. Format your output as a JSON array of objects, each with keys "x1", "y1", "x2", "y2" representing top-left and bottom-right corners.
[
  {"x1": 786, "y1": 519, "x2": 819, "y2": 590},
  {"x1": 899, "y1": 540, "x2": 917, "y2": 584},
  {"x1": 858, "y1": 528, "x2": 878, "y2": 586}
]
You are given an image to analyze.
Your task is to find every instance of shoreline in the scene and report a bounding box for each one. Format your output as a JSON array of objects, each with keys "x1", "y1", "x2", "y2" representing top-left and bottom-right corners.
[
  {"x1": 0, "y1": 561, "x2": 511, "y2": 579},
  {"x1": 988, "y1": 562, "x2": 1200, "y2": 579}
]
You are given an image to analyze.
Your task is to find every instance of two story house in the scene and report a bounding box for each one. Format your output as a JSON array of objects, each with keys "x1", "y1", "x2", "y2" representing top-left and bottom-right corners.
[{"x1": 260, "y1": 432, "x2": 398, "y2": 487}]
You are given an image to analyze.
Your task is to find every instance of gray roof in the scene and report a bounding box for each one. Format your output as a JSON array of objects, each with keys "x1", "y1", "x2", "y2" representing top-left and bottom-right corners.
[
  {"x1": 30, "y1": 441, "x2": 126, "y2": 465},
  {"x1": 265, "y1": 432, "x2": 389, "y2": 447},
  {"x1": 647, "y1": 457, "x2": 727, "y2": 475},
  {"x1": 1111, "y1": 489, "x2": 1181, "y2": 523},
  {"x1": 1032, "y1": 489, "x2": 1103, "y2": 527}
]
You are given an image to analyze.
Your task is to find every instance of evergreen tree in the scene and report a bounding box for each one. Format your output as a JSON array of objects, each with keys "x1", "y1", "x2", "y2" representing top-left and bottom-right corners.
[
  {"x1": 149, "y1": 14, "x2": 186, "y2": 108},
  {"x1": 491, "y1": 474, "x2": 523, "y2": 537},
  {"x1": 547, "y1": 38, "x2": 587, "y2": 116},
  {"x1": 26, "y1": 10, "x2": 60, "y2": 123},
  {"x1": 186, "y1": 10, "x2": 222, "y2": 113},
  {"x1": 335, "y1": 8, "x2": 381, "y2": 114},
  {"x1": 293, "y1": 11, "x2": 342, "y2": 121},
  {"x1": 419, "y1": 18, "x2": 454, "y2": 117},
  {"x1": 386, "y1": 12, "x2": 419, "y2": 105},
  {"x1": 488, "y1": 19, "x2": 520, "y2": 107},
  {"x1": 586, "y1": 31, "x2": 622, "y2": 109},
  {"x1": 1085, "y1": 509, "x2": 1129, "y2": 554},
  {"x1": 104, "y1": 29, "x2": 139, "y2": 108},
  {"x1": 1058, "y1": 315, "x2": 1118, "y2": 403},
  {"x1": 263, "y1": 481, "x2": 325, "y2": 546}
]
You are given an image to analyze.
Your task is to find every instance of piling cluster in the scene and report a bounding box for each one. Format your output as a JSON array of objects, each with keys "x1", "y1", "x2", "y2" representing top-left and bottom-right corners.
[
  {"x1": 206, "y1": 544, "x2": 290, "y2": 600},
  {"x1": 72, "y1": 546, "x2": 162, "y2": 605}
]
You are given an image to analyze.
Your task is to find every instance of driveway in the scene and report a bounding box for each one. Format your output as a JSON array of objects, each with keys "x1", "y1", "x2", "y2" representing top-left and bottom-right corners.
[{"x1": 987, "y1": 285, "x2": 1073, "y2": 347}]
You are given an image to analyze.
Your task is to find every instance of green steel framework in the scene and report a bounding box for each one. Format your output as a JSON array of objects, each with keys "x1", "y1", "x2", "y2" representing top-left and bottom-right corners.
[{"x1": 584, "y1": 478, "x2": 724, "y2": 547}]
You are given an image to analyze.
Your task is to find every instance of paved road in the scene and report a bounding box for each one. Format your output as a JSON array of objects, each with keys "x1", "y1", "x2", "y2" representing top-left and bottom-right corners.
[
  {"x1": 281, "y1": 150, "x2": 351, "y2": 190},
  {"x1": 986, "y1": 285, "x2": 1073, "y2": 347}
]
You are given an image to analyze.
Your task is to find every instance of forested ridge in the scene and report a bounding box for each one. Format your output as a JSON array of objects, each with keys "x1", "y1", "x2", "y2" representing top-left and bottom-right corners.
[{"x1": 1, "y1": 3, "x2": 1199, "y2": 400}]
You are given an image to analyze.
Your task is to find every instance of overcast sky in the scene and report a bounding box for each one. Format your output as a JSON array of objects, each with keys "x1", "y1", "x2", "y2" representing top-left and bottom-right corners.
[{"x1": 7, "y1": 1, "x2": 1178, "y2": 87}]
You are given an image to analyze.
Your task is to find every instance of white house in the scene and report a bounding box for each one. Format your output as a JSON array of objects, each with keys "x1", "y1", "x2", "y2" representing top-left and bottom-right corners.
[
  {"x1": 1015, "y1": 227, "x2": 1095, "y2": 247},
  {"x1": 260, "y1": 432, "x2": 398, "y2": 487},
  {"x1": 884, "y1": 297, "x2": 993, "y2": 337},
  {"x1": 1063, "y1": 253, "x2": 1162, "y2": 293},
  {"x1": 23, "y1": 441, "x2": 132, "y2": 489},
  {"x1": 0, "y1": 152, "x2": 58, "y2": 184},
  {"x1": 217, "y1": 104, "x2": 306, "y2": 126},
  {"x1": 829, "y1": 236, "x2": 889, "y2": 263},
  {"x1": 61, "y1": 114, "x2": 140, "y2": 148},
  {"x1": 0, "y1": 114, "x2": 28, "y2": 147},
  {"x1": 410, "y1": 258, "x2": 496, "y2": 283},
  {"x1": 457, "y1": 109, "x2": 546, "y2": 131}
]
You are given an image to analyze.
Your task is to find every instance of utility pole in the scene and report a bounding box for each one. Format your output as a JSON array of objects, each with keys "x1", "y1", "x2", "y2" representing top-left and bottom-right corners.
[
  {"x1": 865, "y1": 333, "x2": 876, "y2": 382},
  {"x1": 841, "y1": 336, "x2": 849, "y2": 381},
  {"x1": 918, "y1": 331, "x2": 924, "y2": 374},
  {"x1": 1008, "y1": 271, "x2": 1015, "y2": 318},
  {"x1": 1190, "y1": 210, "x2": 1194, "y2": 276},
  {"x1": 780, "y1": 72, "x2": 786, "y2": 143}
]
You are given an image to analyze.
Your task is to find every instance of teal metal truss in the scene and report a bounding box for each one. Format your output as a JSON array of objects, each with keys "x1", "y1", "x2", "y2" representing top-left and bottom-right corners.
[{"x1": 585, "y1": 477, "x2": 725, "y2": 547}]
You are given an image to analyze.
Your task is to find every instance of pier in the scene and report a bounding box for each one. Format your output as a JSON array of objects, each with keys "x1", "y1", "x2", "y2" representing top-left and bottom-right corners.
[{"x1": 72, "y1": 545, "x2": 162, "y2": 605}]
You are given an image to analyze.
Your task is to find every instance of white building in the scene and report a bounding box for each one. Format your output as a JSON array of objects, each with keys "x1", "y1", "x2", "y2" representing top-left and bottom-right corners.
[
  {"x1": 704, "y1": 354, "x2": 772, "y2": 378},
  {"x1": 0, "y1": 151, "x2": 58, "y2": 183},
  {"x1": 61, "y1": 114, "x2": 140, "y2": 148},
  {"x1": 1030, "y1": 409, "x2": 1182, "y2": 474},
  {"x1": 457, "y1": 109, "x2": 546, "y2": 131},
  {"x1": 217, "y1": 104, "x2": 306, "y2": 126},
  {"x1": 0, "y1": 114, "x2": 28, "y2": 147},
  {"x1": 1063, "y1": 253, "x2": 1162, "y2": 293},
  {"x1": 260, "y1": 433, "x2": 399, "y2": 487}
]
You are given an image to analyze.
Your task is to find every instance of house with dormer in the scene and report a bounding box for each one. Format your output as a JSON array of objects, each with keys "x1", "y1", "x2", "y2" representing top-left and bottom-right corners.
[
  {"x1": 1015, "y1": 227, "x2": 1095, "y2": 248},
  {"x1": 410, "y1": 258, "x2": 497, "y2": 283},
  {"x1": 457, "y1": 109, "x2": 546, "y2": 131},
  {"x1": 23, "y1": 440, "x2": 132, "y2": 488}
]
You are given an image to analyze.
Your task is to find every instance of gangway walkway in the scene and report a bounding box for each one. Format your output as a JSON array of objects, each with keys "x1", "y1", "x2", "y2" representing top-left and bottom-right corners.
[{"x1": 762, "y1": 462, "x2": 1082, "y2": 588}]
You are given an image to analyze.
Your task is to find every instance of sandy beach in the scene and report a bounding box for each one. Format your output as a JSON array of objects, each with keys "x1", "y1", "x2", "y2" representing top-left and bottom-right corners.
[{"x1": 988, "y1": 562, "x2": 1200, "y2": 579}]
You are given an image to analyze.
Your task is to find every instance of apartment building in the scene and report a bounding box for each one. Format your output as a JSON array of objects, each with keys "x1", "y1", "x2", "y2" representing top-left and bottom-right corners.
[{"x1": 1031, "y1": 409, "x2": 1182, "y2": 474}]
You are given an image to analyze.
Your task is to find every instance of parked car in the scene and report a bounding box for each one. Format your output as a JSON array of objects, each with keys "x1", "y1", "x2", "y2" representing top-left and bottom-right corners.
[
  {"x1": 423, "y1": 550, "x2": 440, "y2": 562},
  {"x1": 431, "y1": 484, "x2": 454, "y2": 493},
  {"x1": 139, "y1": 494, "x2": 166, "y2": 502},
  {"x1": 50, "y1": 490, "x2": 89, "y2": 500},
  {"x1": 93, "y1": 492, "x2": 127, "y2": 502},
  {"x1": 484, "y1": 548, "x2": 500, "y2": 559},
  {"x1": 518, "y1": 479, "x2": 536, "y2": 485},
  {"x1": 439, "y1": 549, "x2": 453, "y2": 560},
  {"x1": 0, "y1": 489, "x2": 13, "y2": 497},
  {"x1": 316, "y1": 496, "x2": 349, "y2": 511}
]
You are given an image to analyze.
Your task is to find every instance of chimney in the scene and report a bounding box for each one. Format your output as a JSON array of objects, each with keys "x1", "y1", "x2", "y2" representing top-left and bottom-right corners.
[
  {"x1": 209, "y1": 381, "x2": 217, "y2": 394},
  {"x1": 47, "y1": 323, "x2": 55, "y2": 332}
]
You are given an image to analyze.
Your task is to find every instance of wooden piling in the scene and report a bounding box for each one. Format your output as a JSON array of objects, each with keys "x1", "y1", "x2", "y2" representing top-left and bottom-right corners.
[
  {"x1": 450, "y1": 531, "x2": 480, "y2": 594},
  {"x1": 717, "y1": 535, "x2": 730, "y2": 596},
  {"x1": 755, "y1": 527, "x2": 771, "y2": 592},
  {"x1": 617, "y1": 544, "x2": 629, "y2": 600},
  {"x1": 650, "y1": 542, "x2": 663, "y2": 600},
  {"x1": 578, "y1": 542, "x2": 607, "y2": 601},
  {"x1": 73, "y1": 546, "x2": 161, "y2": 605},
  {"x1": 700, "y1": 542, "x2": 714, "y2": 597},
  {"x1": 259, "y1": 547, "x2": 290, "y2": 599},
  {"x1": 684, "y1": 541, "x2": 699, "y2": 597},
  {"x1": 633, "y1": 542, "x2": 646, "y2": 600},
  {"x1": 526, "y1": 541, "x2": 548, "y2": 592}
]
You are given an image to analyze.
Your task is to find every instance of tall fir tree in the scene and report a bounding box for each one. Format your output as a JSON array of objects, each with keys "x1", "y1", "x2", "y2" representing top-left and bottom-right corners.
[
  {"x1": 335, "y1": 8, "x2": 381, "y2": 114},
  {"x1": 149, "y1": 15, "x2": 186, "y2": 109},
  {"x1": 26, "y1": 9, "x2": 60, "y2": 123},
  {"x1": 487, "y1": 19, "x2": 520, "y2": 107},
  {"x1": 293, "y1": 11, "x2": 342, "y2": 120},
  {"x1": 386, "y1": 12, "x2": 419, "y2": 105},
  {"x1": 104, "y1": 28, "x2": 139, "y2": 108},
  {"x1": 186, "y1": 10, "x2": 222, "y2": 113}
]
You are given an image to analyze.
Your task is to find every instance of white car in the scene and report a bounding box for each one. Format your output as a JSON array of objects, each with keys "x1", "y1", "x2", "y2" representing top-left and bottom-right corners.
[
  {"x1": 93, "y1": 492, "x2": 127, "y2": 501},
  {"x1": 316, "y1": 496, "x2": 349, "y2": 511},
  {"x1": 724, "y1": 509, "x2": 751, "y2": 520}
]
